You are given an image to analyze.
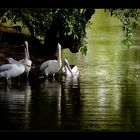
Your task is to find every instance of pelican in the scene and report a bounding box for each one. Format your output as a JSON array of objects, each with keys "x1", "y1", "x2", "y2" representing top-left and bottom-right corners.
[
  {"x1": 62, "y1": 58, "x2": 79, "y2": 77},
  {"x1": 0, "y1": 57, "x2": 25, "y2": 84},
  {"x1": 40, "y1": 43, "x2": 62, "y2": 79},
  {"x1": 19, "y1": 41, "x2": 32, "y2": 79}
]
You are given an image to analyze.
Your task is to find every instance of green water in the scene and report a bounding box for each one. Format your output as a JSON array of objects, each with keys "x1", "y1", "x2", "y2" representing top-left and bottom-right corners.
[{"x1": 61, "y1": 9, "x2": 140, "y2": 131}]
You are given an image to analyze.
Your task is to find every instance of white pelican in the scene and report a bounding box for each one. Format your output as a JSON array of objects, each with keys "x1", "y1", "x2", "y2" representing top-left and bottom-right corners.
[
  {"x1": 62, "y1": 58, "x2": 79, "y2": 77},
  {"x1": 0, "y1": 58, "x2": 25, "y2": 84},
  {"x1": 40, "y1": 43, "x2": 62, "y2": 79},
  {"x1": 19, "y1": 41, "x2": 32, "y2": 79}
]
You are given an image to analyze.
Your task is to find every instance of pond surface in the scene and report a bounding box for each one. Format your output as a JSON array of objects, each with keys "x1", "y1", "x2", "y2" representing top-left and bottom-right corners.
[{"x1": 1, "y1": 9, "x2": 140, "y2": 132}]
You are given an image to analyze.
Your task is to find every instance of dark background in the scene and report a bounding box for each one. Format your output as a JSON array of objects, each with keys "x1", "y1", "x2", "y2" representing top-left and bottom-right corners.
[{"x1": 1, "y1": 0, "x2": 140, "y2": 8}]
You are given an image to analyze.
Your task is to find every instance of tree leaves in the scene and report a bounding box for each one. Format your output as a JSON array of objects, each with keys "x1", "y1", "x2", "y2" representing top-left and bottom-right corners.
[
  {"x1": 105, "y1": 9, "x2": 140, "y2": 48},
  {"x1": 0, "y1": 8, "x2": 95, "y2": 55}
]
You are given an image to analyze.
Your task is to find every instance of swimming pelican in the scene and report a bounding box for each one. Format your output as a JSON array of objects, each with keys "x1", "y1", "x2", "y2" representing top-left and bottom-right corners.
[
  {"x1": 19, "y1": 41, "x2": 32, "y2": 79},
  {"x1": 40, "y1": 43, "x2": 62, "y2": 79},
  {"x1": 0, "y1": 57, "x2": 25, "y2": 84},
  {"x1": 62, "y1": 58, "x2": 79, "y2": 77}
]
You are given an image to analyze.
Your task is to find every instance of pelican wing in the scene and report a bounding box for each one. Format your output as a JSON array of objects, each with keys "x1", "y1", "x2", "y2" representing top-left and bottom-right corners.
[
  {"x1": 0, "y1": 63, "x2": 25, "y2": 78},
  {"x1": 40, "y1": 60, "x2": 57, "y2": 71},
  {"x1": 0, "y1": 64, "x2": 14, "y2": 71},
  {"x1": 40, "y1": 61, "x2": 49, "y2": 71}
]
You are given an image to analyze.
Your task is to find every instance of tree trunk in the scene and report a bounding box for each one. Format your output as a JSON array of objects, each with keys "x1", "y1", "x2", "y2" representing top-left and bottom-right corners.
[
  {"x1": 43, "y1": 10, "x2": 63, "y2": 59},
  {"x1": 81, "y1": 8, "x2": 95, "y2": 21},
  {"x1": 43, "y1": 9, "x2": 95, "y2": 59}
]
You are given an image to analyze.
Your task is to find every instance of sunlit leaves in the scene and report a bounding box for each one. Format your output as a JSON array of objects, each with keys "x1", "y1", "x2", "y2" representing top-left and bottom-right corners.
[
  {"x1": 0, "y1": 8, "x2": 55, "y2": 37},
  {"x1": 105, "y1": 9, "x2": 140, "y2": 48},
  {"x1": 80, "y1": 39, "x2": 88, "y2": 55}
]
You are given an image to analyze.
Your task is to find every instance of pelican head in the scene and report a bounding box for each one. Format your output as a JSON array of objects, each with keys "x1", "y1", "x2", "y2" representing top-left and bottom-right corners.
[
  {"x1": 6, "y1": 57, "x2": 21, "y2": 65},
  {"x1": 6, "y1": 57, "x2": 14, "y2": 64},
  {"x1": 57, "y1": 43, "x2": 61, "y2": 49},
  {"x1": 63, "y1": 58, "x2": 79, "y2": 77},
  {"x1": 24, "y1": 41, "x2": 28, "y2": 46}
]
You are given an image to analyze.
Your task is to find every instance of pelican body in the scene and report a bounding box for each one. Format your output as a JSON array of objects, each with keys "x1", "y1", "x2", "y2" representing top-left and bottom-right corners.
[
  {"x1": 0, "y1": 58, "x2": 25, "y2": 84},
  {"x1": 40, "y1": 43, "x2": 62, "y2": 78},
  {"x1": 62, "y1": 58, "x2": 79, "y2": 77}
]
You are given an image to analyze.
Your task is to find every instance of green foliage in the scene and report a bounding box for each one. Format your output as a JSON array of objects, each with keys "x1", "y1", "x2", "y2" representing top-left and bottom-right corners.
[
  {"x1": 105, "y1": 9, "x2": 140, "y2": 48},
  {"x1": 80, "y1": 41, "x2": 88, "y2": 55},
  {"x1": 0, "y1": 8, "x2": 93, "y2": 55},
  {"x1": 52, "y1": 9, "x2": 91, "y2": 55},
  {"x1": 0, "y1": 8, "x2": 55, "y2": 37}
]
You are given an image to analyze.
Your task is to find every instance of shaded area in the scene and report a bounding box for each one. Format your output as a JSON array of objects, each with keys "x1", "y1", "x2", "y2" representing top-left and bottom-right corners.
[{"x1": 0, "y1": 9, "x2": 95, "y2": 59}]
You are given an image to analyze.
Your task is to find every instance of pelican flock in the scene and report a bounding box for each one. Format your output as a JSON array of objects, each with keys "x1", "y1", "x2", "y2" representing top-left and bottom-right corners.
[
  {"x1": 62, "y1": 58, "x2": 79, "y2": 77},
  {"x1": 0, "y1": 57, "x2": 25, "y2": 84},
  {"x1": 0, "y1": 41, "x2": 80, "y2": 85},
  {"x1": 40, "y1": 43, "x2": 62, "y2": 79}
]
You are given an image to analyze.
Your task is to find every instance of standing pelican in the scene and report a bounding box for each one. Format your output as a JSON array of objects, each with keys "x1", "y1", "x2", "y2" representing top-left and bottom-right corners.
[
  {"x1": 0, "y1": 58, "x2": 25, "y2": 84},
  {"x1": 20, "y1": 41, "x2": 32, "y2": 79},
  {"x1": 62, "y1": 58, "x2": 79, "y2": 77},
  {"x1": 40, "y1": 43, "x2": 62, "y2": 79}
]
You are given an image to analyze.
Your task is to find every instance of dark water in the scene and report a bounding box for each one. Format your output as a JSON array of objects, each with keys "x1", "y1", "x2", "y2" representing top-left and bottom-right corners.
[{"x1": 1, "y1": 9, "x2": 140, "y2": 132}]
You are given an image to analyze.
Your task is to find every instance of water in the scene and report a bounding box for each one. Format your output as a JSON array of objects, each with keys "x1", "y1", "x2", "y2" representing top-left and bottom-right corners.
[{"x1": 1, "y1": 9, "x2": 140, "y2": 132}]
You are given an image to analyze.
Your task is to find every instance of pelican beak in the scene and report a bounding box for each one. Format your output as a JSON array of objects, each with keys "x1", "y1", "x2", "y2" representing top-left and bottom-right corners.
[
  {"x1": 64, "y1": 59, "x2": 73, "y2": 77},
  {"x1": 55, "y1": 43, "x2": 61, "y2": 60},
  {"x1": 24, "y1": 41, "x2": 30, "y2": 60}
]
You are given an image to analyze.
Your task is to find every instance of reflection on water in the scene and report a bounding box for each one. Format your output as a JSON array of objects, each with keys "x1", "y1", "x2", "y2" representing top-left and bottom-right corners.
[
  {"x1": 0, "y1": 83, "x2": 31, "y2": 130},
  {"x1": 29, "y1": 77, "x2": 81, "y2": 130},
  {"x1": 0, "y1": 9, "x2": 140, "y2": 131},
  {"x1": 29, "y1": 79, "x2": 62, "y2": 130}
]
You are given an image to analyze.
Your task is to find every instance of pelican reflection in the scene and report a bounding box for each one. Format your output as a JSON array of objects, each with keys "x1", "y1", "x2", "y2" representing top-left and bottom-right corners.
[{"x1": 0, "y1": 83, "x2": 31, "y2": 130}]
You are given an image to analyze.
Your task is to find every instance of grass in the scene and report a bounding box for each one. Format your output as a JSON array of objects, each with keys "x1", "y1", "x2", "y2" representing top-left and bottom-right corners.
[
  {"x1": 0, "y1": 19, "x2": 30, "y2": 35},
  {"x1": 0, "y1": 18, "x2": 46, "y2": 45}
]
